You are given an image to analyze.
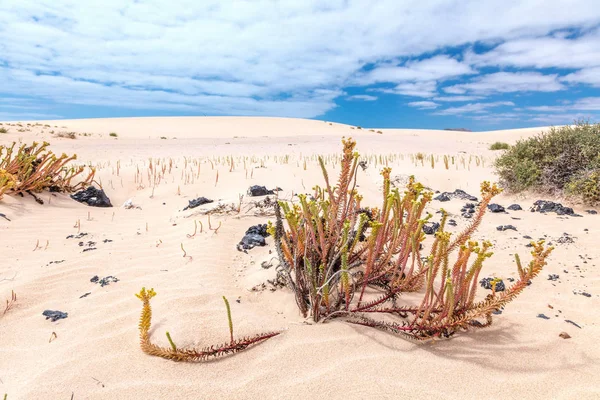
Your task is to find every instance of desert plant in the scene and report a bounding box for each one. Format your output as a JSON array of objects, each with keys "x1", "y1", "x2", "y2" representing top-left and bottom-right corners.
[
  {"x1": 565, "y1": 170, "x2": 600, "y2": 205},
  {"x1": 109, "y1": 132, "x2": 118, "y2": 137},
  {"x1": 0, "y1": 142, "x2": 95, "y2": 201},
  {"x1": 54, "y1": 131, "x2": 77, "y2": 139},
  {"x1": 495, "y1": 121, "x2": 600, "y2": 203},
  {"x1": 489, "y1": 142, "x2": 510, "y2": 150},
  {"x1": 135, "y1": 288, "x2": 279, "y2": 362},
  {"x1": 3, "y1": 290, "x2": 17, "y2": 315},
  {"x1": 270, "y1": 138, "x2": 552, "y2": 339},
  {"x1": 0, "y1": 127, "x2": 8, "y2": 134}
]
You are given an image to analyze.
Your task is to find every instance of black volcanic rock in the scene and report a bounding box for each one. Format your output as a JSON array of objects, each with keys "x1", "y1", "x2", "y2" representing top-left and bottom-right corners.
[
  {"x1": 71, "y1": 186, "x2": 112, "y2": 207},
  {"x1": 183, "y1": 196, "x2": 213, "y2": 210},
  {"x1": 487, "y1": 203, "x2": 505, "y2": 213},
  {"x1": 530, "y1": 200, "x2": 580, "y2": 216},
  {"x1": 434, "y1": 189, "x2": 477, "y2": 202}
]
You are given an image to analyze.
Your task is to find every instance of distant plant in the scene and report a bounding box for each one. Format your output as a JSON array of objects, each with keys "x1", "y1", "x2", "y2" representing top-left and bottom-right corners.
[
  {"x1": 55, "y1": 131, "x2": 77, "y2": 139},
  {"x1": 495, "y1": 121, "x2": 600, "y2": 204},
  {"x1": 489, "y1": 142, "x2": 510, "y2": 150},
  {"x1": 160, "y1": 136, "x2": 167, "y2": 140},
  {"x1": 135, "y1": 288, "x2": 279, "y2": 361},
  {"x1": 415, "y1": 152, "x2": 425, "y2": 161},
  {"x1": 109, "y1": 132, "x2": 118, "y2": 137},
  {"x1": 0, "y1": 127, "x2": 8, "y2": 134},
  {"x1": 0, "y1": 141, "x2": 95, "y2": 201},
  {"x1": 270, "y1": 138, "x2": 552, "y2": 339}
]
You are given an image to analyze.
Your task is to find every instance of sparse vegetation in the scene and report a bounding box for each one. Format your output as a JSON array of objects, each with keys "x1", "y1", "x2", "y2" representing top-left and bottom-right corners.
[
  {"x1": 0, "y1": 127, "x2": 8, "y2": 134},
  {"x1": 109, "y1": 132, "x2": 118, "y2": 137},
  {"x1": 135, "y1": 288, "x2": 279, "y2": 362},
  {"x1": 270, "y1": 138, "x2": 552, "y2": 339},
  {"x1": 0, "y1": 141, "x2": 95, "y2": 201},
  {"x1": 495, "y1": 121, "x2": 600, "y2": 204},
  {"x1": 489, "y1": 142, "x2": 510, "y2": 150},
  {"x1": 54, "y1": 131, "x2": 77, "y2": 139}
]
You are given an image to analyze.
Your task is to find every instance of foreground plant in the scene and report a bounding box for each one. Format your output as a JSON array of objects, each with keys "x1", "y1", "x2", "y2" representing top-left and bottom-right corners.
[
  {"x1": 271, "y1": 138, "x2": 552, "y2": 339},
  {"x1": 0, "y1": 141, "x2": 95, "y2": 201},
  {"x1": 136, "y1": 288, "x2": 279, "y2": 362}
]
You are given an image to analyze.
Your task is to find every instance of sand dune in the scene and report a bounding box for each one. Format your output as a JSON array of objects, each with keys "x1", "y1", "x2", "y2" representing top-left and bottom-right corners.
[{"x1": 0, "y1": 117, "x2": 598, "y2": 399}]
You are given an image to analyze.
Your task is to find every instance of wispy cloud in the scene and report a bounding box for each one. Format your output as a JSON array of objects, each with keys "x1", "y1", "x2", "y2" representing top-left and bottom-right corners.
[
  {"x1": 434, "y1": 101, "x2": 515, "y2": 115},
  {"x1": 408, "y1": 101, "x2": 439, "y2": 109},
  {"x1": 443, "y1": 72, "x2": 565, "y2": 95},
  {"x1": 346, "y1": 94, "x2": 378, "y2": 101}
]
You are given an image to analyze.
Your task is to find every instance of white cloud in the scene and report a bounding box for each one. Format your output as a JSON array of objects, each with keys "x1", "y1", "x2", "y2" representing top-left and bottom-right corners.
[
  {"x1": 434, "y1": 101, "x2": 515, "y2": 115},
  {"x1": 527, "y1": 97, "x2": 600, "y2": 112},
  {"x1": 374, "y1": 81, "x2": 438, "y2": 98},
  {"x1": 465, "y1": 28, "x2": 600, "y2": 69},
  {"x1": 562, "y1": 67, "x2": 600, "y2": 87},
  {"x1": 0, "y1": 1, "x2": 599, "y2": 117},
  {"x1": 408, "y1": 101, "x2": 439, "y2": 109},
  {"x1": 346, "y1": 94, "x2": 378, "y2": 101},
  {"x1": 433, "y1": 95, "x2": 484, "y2": 102},
  {"x1": 354, "y1": 55, "x2": 474, "y2": 85},
  {"x1": 443, "y1": 72, "x2": 565, "y2": 95}
]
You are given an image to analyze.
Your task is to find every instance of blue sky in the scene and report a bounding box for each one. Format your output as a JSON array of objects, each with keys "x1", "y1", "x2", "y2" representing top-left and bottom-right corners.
[{"x1": 1, "y1": 1, "x2": 600, "y2": 130}]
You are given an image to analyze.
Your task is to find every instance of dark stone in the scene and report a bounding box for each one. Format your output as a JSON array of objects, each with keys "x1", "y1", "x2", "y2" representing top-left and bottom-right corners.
[
  {"x1": 91, "y1": 275, "x2": 119, "y2": 287},
  {"x1": 358, "y1": 161, "x2": 368, "y2": 171},
  {"x1": 434, "y1": 189, "x2": 477, "y2": 202},
  {"x1": 183, "y1": 196, "x2": 213, "y2": 211},
  {"x1": 79, "y1": 292, "x2": 91, "y2": 299},
  {"x1": 507, "y1": 204, "x2": 522, "y2": 211},
  {"x1": 537, "y1": 313, "x2": 550, "y2": 320},
  {"x1": 496, "y1": 225, "x2": 517, "y2": 231},
  {"x1": 479, "y1": 277, "x2": 505, "y2": 292},
  {"x1": 42, "y1": 310, "x2": 68, "y2": 322},
  {"x1": 237, "y1": 224, "x2": 270, "y2": 251},
  {"x1": 585, "y1": 210, "x2": 598, "y2": 215},
  {"x1": 0, "y1": 213, "x2": 10, "y2": 221},
  {"x1": 247, "y1": 185, "x2": 275, "y2": 196},
  {"x1": 530, "y1": 200, "x2": 580, "y2": 216},
  {"x1": 523, "y1": 235, "x2": 532, "y2": 239},
  {"x1": 548, "y1": 274, "x2": 560, "y2": 281},
  {"x1": 557, "y1": 233, "x2": 575, "y2": 244},
  {"x1": 434, "y1": 193, "x2": 451, "y2": 202},
  {"x1": 422, "y1": 222, "x2": 440, "y2": 235},
  {"x1": 66, "y1": 232, "x2": 88, "y2": 239},
  {"x1": 487, "y1": 203, "x2": 505, "y2": 213},
  {"x1": 70, "y1": 186, "x2": 112, "y2": 207},
  {"x1": 448, "y1": 219, "x2": 457, "y2": 227}
]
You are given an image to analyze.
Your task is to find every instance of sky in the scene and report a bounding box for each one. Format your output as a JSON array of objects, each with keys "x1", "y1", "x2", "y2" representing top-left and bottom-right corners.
[{"x1": 1, "y1": 1, "x2": 600, "y2": 130}]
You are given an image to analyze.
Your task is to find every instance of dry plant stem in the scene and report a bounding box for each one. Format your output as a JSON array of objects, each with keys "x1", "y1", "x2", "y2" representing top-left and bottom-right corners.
[
  {"x1": 3, "y1": 290, "x2": 17, "y2": 315},
  {"x1": 272, "y1": 137, "x2": 553, "y2": 339},
  {"x1": 135, "y1": 288, "x2": 279, "y2": 362}
]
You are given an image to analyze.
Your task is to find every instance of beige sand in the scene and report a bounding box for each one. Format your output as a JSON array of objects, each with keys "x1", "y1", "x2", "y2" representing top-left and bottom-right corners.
[{"x1": 0, "y1": 117, "x2": 598, "y2": 399}]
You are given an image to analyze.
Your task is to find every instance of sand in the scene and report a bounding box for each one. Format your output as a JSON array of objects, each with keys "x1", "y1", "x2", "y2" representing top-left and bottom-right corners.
[{"x1": 0, "y1": 117, "x2": 598, "y2": 399}]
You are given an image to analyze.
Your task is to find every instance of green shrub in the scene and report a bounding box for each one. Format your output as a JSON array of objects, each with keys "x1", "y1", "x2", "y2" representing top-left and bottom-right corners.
[
  {"x1": 109, "y1": 132, "x2": 118, "y2": 137},
  {"x1": 489, "y1": 142, "x2": 510, "y2": 150},
  {"x1": 0, "y1": 127, "x2": 8, "y2": 134},
  {"x1": 495, "y1": 121, "x2": 600, "y2": 203},
  {"x1": 565, "y1": 171, "x2": 600, "y2": 205}
]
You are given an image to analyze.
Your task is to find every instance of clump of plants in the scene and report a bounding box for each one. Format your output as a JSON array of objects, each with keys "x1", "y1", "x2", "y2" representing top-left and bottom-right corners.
[
  {"x1": 489, "y1": 142, "x2": 510, "y2": 150},
  {"x1": 109, "y1": 132, "x2": 118, "y2": 137},
  {"x1": 0, "y1": 141, "x2": 95, "y2": 201},
  {"x1": 0, "y1": 127, "x2": 8, "y2": 134},
  {"x1": 135, "y1": 288, "x2": 279, "y2": 362},
  {"x1": 495, "y1": 121, "x2": 600, "y2": 204},
  {"x1": 270, "y1": 137, "x2": 552, "y2": 339}
]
